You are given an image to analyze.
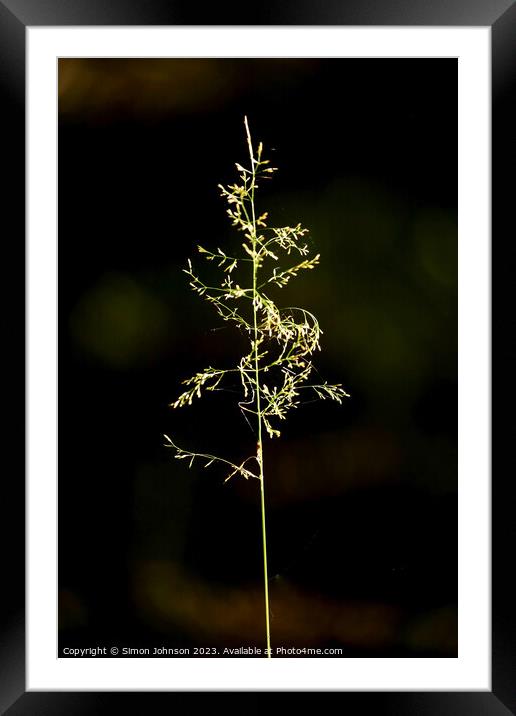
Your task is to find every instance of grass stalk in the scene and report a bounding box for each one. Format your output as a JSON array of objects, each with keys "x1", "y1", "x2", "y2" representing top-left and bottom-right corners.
[
  {"x1": 165, "y1": 117, "x2": 348, "y2": 657},
  {"x1": 246, "y1": 117, "x2": 272, "y2": 657}
]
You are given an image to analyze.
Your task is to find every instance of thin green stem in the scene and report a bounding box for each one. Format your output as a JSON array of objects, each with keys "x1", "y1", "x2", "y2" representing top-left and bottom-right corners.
[
  {"x1": 253, "y1": 287, "x2": 271, "y2": 657},
  {"x1": 259, "y1": 449, "x2": 271, "y2": 658},
  {"x1": 246, "y1": 116, "x2": 272, "y2": 659}
]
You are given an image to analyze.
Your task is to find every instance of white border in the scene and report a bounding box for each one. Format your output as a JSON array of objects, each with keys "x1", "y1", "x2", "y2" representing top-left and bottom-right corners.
[{"x1": 27, "y1": 27, "x2": 490, "y2": 691}]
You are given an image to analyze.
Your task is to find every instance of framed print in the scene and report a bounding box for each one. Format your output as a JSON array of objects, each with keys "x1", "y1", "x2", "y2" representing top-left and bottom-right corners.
[{"x1": 0, "y1": 0, "x2": 514, "y2": 712}]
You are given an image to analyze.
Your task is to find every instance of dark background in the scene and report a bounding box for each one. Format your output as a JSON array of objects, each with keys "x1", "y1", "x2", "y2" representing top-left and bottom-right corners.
[{"x1": 58, "y1": 58, "x2": 457, "y2": 657}]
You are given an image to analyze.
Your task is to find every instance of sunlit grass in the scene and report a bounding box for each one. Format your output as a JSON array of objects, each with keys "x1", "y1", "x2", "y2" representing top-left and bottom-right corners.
[{"x1": 165, "y1": 118, "x2": 348, "y2": 656}]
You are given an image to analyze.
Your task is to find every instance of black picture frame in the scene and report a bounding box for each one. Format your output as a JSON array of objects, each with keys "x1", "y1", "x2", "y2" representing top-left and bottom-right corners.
[{"x1": 1, "y1": 1, "x2": 514, "y2": 712}]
